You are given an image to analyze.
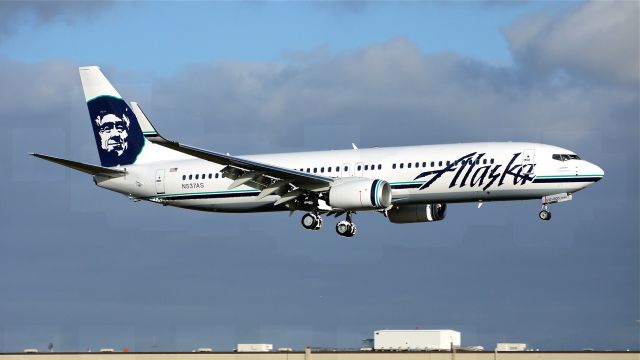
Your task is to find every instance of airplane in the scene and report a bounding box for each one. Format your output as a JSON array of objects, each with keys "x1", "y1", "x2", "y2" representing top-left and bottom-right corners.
[{"x1": 31, "y1": 66, "x2": 604, "y2": 237}]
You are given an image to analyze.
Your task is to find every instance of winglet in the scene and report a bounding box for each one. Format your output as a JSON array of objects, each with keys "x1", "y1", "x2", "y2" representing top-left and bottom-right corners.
[
  {"x1": 130, "y1": 102, "x2": 157, "y2": 135},
  {"x1": 352, "y1": 143, "x2": 358, "y2": 150},
  {"x1": 130, "y1": 101, "x2": 172, "y2": 144}
]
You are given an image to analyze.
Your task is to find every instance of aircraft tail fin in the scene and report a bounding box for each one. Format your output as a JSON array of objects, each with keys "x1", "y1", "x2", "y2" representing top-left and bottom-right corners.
[{"x1": 79, "y1": 66, "x2": 145, "y2": 167}]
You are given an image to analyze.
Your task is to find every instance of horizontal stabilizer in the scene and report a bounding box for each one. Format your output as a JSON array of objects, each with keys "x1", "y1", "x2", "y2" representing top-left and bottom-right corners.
[{"x1": 30, "y1": 153, "x2": 126, "y2": 177}]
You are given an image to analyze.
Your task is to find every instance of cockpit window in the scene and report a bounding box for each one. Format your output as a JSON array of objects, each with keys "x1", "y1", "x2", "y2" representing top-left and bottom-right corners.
[{"x1": 552, "y1": 154, "x2": 581, "y2": 161}]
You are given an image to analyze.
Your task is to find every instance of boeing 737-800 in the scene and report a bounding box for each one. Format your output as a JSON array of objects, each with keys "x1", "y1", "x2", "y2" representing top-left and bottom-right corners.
[{"x1": 32, "y1": 67, "x2": 604, "y2": 237}]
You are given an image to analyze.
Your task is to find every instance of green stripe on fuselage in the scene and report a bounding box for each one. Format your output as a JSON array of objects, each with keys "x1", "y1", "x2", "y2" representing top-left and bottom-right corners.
[
  {"x1": 536, "y1": 174, "x2": 604, "y2": 179},
  {"x1": 139, "y1": 189, "x2": 260, "y2": 200}
]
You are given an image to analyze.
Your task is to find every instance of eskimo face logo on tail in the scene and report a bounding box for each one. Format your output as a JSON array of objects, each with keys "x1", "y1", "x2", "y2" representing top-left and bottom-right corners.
[
  {"x1": 88, "y1": 96, "x2": 144, "y2": 167},
  {"x1": 96, "y1": 113, "x2": 129, "y2": 156}
]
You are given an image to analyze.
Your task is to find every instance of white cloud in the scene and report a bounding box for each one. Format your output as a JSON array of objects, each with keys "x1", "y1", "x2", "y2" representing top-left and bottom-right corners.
[
  {"x1": 147, "y1": 37, "x2": 636, "y2": 156},
  {"x1": 504, "y1": 1, "x2": 639, "y2": 84}
]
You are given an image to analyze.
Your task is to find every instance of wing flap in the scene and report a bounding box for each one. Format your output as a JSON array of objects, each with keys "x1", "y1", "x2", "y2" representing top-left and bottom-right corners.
[{"x1": 30, "y1": 153, "x2": 126, "y2": 177}]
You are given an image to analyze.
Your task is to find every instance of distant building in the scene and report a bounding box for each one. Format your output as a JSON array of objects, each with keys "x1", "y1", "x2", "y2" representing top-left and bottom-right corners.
[
  {"x1": 496, "y1": 343, "x2": 527, "y2": 351},
  {"x1": 373, "y1": 329, "x2": 461, "y2": 351}
]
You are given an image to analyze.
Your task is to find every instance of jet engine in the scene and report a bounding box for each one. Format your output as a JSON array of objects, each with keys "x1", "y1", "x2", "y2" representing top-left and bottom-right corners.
[
  {"x1": 387, "y1": 203, "x2": 447, "y2": 223},
  {"x1": 328, "y1": 179, "x2": 392, "y2": 211}
]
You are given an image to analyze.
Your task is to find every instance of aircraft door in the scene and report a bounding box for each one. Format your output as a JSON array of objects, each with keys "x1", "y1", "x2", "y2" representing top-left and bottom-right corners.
[
  {"x1": 340, "y1": 163, "x2": 351, "y2": 178},
  {"x1": 522, "y1": 149, "x2": 535, "y2": 174},
  {"x1": 155, "y1": 169, "x2": 165, "y2": 194}
]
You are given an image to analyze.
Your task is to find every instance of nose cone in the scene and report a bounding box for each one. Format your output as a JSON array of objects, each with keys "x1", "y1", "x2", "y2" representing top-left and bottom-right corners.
[{"x1": 588, "y1": 162, "x2": 605, "y2": 182}]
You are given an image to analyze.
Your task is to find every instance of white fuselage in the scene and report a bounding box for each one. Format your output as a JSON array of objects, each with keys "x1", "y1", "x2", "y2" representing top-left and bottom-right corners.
[{"x1": 94, "y1": 142, "x2": 604, "y2": 212}]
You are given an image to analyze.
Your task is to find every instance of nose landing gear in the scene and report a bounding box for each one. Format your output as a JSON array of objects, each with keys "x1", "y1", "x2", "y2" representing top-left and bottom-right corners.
[
  {"x1": 539, "y1": 208, "x2": 552, "y2": 221},
  {"x1": 539, "y1": 203, "x2": 552, "y2": 221},
  {"x1": 538, "y1": 193, "x2": 572, "y2": 221}
]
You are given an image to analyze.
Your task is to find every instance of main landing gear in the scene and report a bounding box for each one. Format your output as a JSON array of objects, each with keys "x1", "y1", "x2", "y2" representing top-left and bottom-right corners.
[
  {"x1": 301, "y1": 213, "x2": 322, "y2": 230},
  {"x1": 300, "y1": 211, "x2": 357, "y2": 237},
  {"x1": 335, "y1": 212, "x2": 357, "y2": 238}
]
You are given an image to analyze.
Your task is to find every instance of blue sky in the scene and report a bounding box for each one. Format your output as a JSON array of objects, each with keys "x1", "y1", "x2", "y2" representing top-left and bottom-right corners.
[
  {"x1": 0, "y1": 0, "x2": 638, "y2": 354},
  {"x1": 1, "y1": 2, "x2": 564, "y2": 74}
]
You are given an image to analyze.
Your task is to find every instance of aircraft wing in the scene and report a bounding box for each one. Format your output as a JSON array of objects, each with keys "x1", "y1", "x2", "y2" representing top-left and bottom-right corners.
[
  {"x1": 30, "y1": 153, "x2": 126, "y2": 177},
  {"x1": 130, "y1": 102, "x2": 332, "y2": 194}
]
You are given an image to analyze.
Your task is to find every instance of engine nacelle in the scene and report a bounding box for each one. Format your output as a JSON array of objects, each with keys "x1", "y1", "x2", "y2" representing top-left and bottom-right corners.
[
  {"x1": 328, "y1": 179, "x2": 392, "y2": 211},
  {"x1": 387, "y1": 203, "x2": 447, "y2": 223}
]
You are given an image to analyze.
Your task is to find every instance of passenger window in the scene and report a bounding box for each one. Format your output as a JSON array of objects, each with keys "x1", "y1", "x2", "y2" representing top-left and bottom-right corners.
[
  {"x1": 408, "y1": 163, "x2": 412, "y2": 168},
  {"x1": 392, "y1": 163, "x2": 396, "y2": 169},
  {"x1": 306, "y1": 168, "x2": 310, "y2": 172},
  {"x1": 483, "y1": 159, "x2": 487, "y2": 165},
  {"x1": 378, "y1": 164, "x2": 382, "y2": 170},
  {"x1": 431, "y1": 161, "x2": 435, "y2": 167},
  {"x1": 490, "y1": 159, "x2": 495, "y2": 164},
  {"x1": 400, "y1": 163, "x2": 404, "y2": 169},
  {"x1": 344, "y1": 166, "x2": 348, "y2": 171},
  {"x1": 313, "y1": 168, "x2": 317, "y2": 173},
  {"x1": 321, "y1": 167, "x2": 324, "y2": 173},
  {"x1": 446, "y1": 161, "x2": 450, "y2": 166},
  {"x1": 215, "y1": 173, "x2": 219, "y2": 178},
  {"x1": 195, "y1": 174, "x2": 199, "y2": 180},
  {"x1": 208, "y1": 173, "x2": 211, "y2": 179},
  {"x1": 422, "y1": 162, "x2": 426, "y2": 167},
  {"x1": 438, "y1": 161, "x2": 442, "y2": 166},
  {"x1": 327, "y1": 167, "x2": 331, "y2": 173},
  {"x1": 357, "y1": 165, "x2": 362, "y2": 171},
  {"x1": 189, "y1": 175, "x2": 193, "y2": 180},
  {"x1": 182, "y1": 175, "x2": 186, "y2": 180}
]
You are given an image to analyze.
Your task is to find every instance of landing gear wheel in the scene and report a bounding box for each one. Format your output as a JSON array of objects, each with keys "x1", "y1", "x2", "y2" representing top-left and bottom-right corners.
[
  {"x1": 301, "y1": 213, "x2": 322, "y2": 230},
  {"x1": 336, "y1": 220, "x2": 357, "y2": 237},
  {"x1": 539, "y1": 210, "x2": 552, "y2": 221}
]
